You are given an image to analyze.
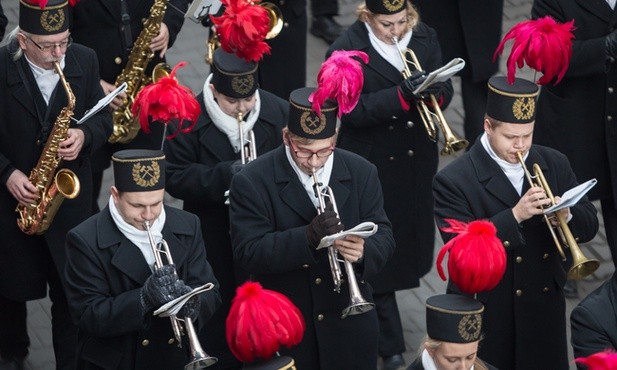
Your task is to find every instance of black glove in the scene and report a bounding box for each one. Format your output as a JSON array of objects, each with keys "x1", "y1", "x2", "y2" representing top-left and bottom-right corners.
[
  {"x1": 140, "y1": 264, "x2": 182, "y2": 314},
  {"x1": 230, "y1": 159, "x2": 244, "y2": 175},
  {"x1": 177, "y1": 284, "x2": 201, "y2": 321},
  {"x1": 306, "y1": 211, "x2": 344, "y2": 248},
  {"x1": 420, "y1": 81, "x2": 445, "y2": 99},
  {"x1": 398, "y1": 71, "x2": 427, "y2": 101},
  {"x1": 607, "y1": 29, "x2": 617, "y2": 59}
]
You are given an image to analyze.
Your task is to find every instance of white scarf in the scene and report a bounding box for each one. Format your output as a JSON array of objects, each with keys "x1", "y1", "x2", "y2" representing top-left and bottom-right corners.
[
  {"x1": 421, "y1": 348, "x2": 475, "y2": 370},
  {"x1": 480, "y1": 132, "x2": 526, "y2": 196},
  {"x1": 26, "y1": 55, "x2": 66, "y2": 104},
  {"x1": 284, "y1": 145, "x2": 334, "y2": 209},
  {"x1": 202, "y1": 73, "x2": 260, "y2": 153},
  {"x1": 108, "y1": 195, "x2": 166, "y2": 270},
  {"x1": 365, "y1": 23, "x2": 412, "y2": 73}
]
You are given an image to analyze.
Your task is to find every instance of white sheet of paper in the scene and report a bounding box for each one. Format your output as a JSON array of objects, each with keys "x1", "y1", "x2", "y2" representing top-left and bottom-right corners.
[
  {"x1": 413, "y1": 58, "x2": 466, "y2": 95},
  {"x1": 153, "y1": 282, "x2": 215, "y2": 317},
  {"x1": 186, "y1": 0, "x2": 222, "y2": 22},
  {"x1": 316, "y1": 221, "x2": 378, "y2": 250},
  {"x1": 543, "y1": 178, "x2": 598, "y2": 214},
  {"x1": 75, "y1": 82, "x2": 127, "y2": 125}
]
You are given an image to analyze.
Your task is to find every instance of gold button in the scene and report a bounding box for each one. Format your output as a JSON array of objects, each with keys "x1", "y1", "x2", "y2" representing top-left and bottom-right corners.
[
  {"x1": 168, "y1": 338, "x2": 175, "y2": 345},
  {"x1": 608, "y1": 115, "x2": 613, "y2": 121},
  {"x1": 516, "y1": 289, "x2": 522, "y2": 296},
  {"x1": 542, "y1": 287, "x2": 549, "y2": 292},
  {"x1": 407, "y1": 121, "x2": 413, "y2": 128},
  {"x1": 315, "y1": 278, "x2": 322, "y2": 285},
  {"x1": 141, "y1": 339, "x2": 149, "y2": 346},
  {"x1": 279, "y1": 0, "x2": 285, "y2": 4},
  {"x1": 392, "y1": 115, "x2": 398, "y2": 119},
  {"x1": 389, "y1": 156, "x2": 395, "y2": 161},
  {"x1": 302, "y1": 264, "x2": 309, "y2": 269},
  {"x1": 609, "y1": 87, "x2": 614, "y2": 94},
  {"x1": 114, "y1": 57, "x2": 122, "y2": 65},
  {"x1": 503, "y1": 241, "x2": 510, "y2": 248},
  {"x1": 388, "y1": 125, "x2": 394, "y2": 130},
  {"x1": 317, "y1": 314, "x2": 324, "y2": 321},
  {"x1": 516, "y1": 256, "x2": 522, "y2": 263},
  {"x1": 284, "y1": 22, "x2": 289, "y2": 28},
  {"x1": 407, "y1": 150, "x2": 414, "y2": 157},
  {"x1": 543, "y1": 253, "x2": 549, "y2": 259}
]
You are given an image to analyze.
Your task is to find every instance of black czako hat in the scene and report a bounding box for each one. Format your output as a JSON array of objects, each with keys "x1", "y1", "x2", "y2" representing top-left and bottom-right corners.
[
  {"x1": 20, "y1": 0, "x2": 69, "y2": 35},
  {"x1": 112, "y1": 149, "x2": 166, "y2": 192},
  {"x1": 365, "y1": 0, "x2": 407, "y2": 15},
  {"x1": 287, "y1": 87, "x2": 338, "y2": 140},
  {"x1": 426, "y1": 294, "x2": 484, "y2": 344},
  {"x1": 211, "y1": 48, "x2": 259, "y2": 99},
  {"x1": 486, "y1": 76, "x2": 539, "y2": 124}
]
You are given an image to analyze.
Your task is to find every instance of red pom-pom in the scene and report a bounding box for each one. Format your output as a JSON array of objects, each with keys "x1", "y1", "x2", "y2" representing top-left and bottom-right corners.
[
  {"x1": 131, "y1": 62, "x2": 200, "y2": 139},
  {"x1": 436, "y1": 219, "x2": 506, "y2": 294},
  {"x1": 493, "y1": 16, "x2": 575, "y2": 85},
  {"x1": 226, "y1": 282, "x2": 305, "y2": 363},
  {"x1": 310, "y1": 50, "x2": 368, "y2": 117},
  {"x1": 575, "y1": 350, "x2": 617, "y2": 370},
  {"x1": 210, "y1": 0, "x2": 271, "y2": 62}
]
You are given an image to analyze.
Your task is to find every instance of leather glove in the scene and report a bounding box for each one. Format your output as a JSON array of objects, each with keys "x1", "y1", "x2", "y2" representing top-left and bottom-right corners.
[
  {"x1": 230, "y1": 159, "x2": 244, "y2": 176},
  {"x1": 177, "y1": 284, "x2": 200, "y2": 321},
  {"x1": 420, "y1": 81, "x2": 445, "y2": 99},
  {"x1": 140, "y1": 264, "x2": 181, "y2": 314},
  {"x1": 398, "y1": 71, "x2": 427, "y2": 101},
  {"x1": 306, "y1": 211, "x2": 344, "y2": 249},
  {"x1": 607, "y1": 29, "x2": 617, "y2": 59}
]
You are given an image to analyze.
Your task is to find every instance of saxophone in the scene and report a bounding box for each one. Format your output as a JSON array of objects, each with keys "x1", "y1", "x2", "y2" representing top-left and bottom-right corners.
[
  {"x1": 108, "y1": 0, "x2": 170, "y2": 144},
  {"x1": 16, "y1": 62, "x2": 80, "y2": 235}
]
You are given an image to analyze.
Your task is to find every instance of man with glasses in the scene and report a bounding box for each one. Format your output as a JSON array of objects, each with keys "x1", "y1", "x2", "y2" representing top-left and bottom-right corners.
[
  {"x1": 0, "y1": 1, "x2": 112, "y2": 369},
  {"x1": 228, "y1": 87, "x2": 395, "y2": 369}
]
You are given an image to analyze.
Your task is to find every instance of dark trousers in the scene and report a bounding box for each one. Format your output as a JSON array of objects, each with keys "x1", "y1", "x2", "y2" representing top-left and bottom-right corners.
[
  {"x1": 0, "y1": 264, "x2": 77, "y2": 370},
  {"x1": 311, "y1": 0, "x2": 338, "y2": 17},
  {"x1": 461, "y1": 76, "x2": 490, "y2": 149},
  {"x1": 601, "y1": 198, "x2": 617, "y2": 267},
  {"x1": 374, "y1": 292, "x2": 405, "y2": 357}
]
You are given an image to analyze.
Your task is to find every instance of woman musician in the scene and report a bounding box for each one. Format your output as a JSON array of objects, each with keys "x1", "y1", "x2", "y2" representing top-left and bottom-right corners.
[
  {"x1": 164, "y1": 48, "x2": 287, "y2": 369},
  {"x1": 327, "y1": 0, "x2": 453, "y2": 367}
]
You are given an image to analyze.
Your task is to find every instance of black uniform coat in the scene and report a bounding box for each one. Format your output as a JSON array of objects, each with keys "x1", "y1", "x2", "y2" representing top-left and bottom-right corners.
[
  {"x1": 228, "y1": 146, "x2": 395, "y2": 370},
  {"x1": 531, "y1": 0, "x2": 617, "y2": 205},
  {"x1": 0, "y1": 41, "x2": 112, "y2": 301},
  {"x1": 164, "y1": 89, "x2": 287, "y2": 367},
  {"x1": 570, "y1": 273, "x2": 617, "y2": 364},
  {"x1": 407, "y1": 356, "x2": 498, "y2": 370},
  {"x1": 433, "y1": 142, "x2": 599, "y2": 370},
  {"x1": 328, "y1": 20, "x2": 453, "y2": 293},
  {"x1": 64, "y1": 205, "x2": 222, "y2": 370},
  {"x1": 414, "y1": 0, "x2": 503, "y2": 82}
]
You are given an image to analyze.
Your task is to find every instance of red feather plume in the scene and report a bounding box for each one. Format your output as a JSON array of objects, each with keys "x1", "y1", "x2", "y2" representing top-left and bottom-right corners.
[
  {"x1": 493, "y1": 16, "x2": 575, "y2": 85},
  {"x1": 575, "y1": 350, "x2": 617, "y2": 370},
  {"x1": 131, "y1": 62, "x2": 200, "y2": 140},
  {"x1": 210, "y1": 0, "x2": 271, "y2": 62},
  {"x1": 25, "y1": 0, "x2": 79, "y2": 8},
  {"x1": 436, "y1": 219, "x2": 506, "y2": 294},
  {"x1": 226, "y1": 281, "x2": 305, "y2": 363},
  {"x1": 310, "y1": 50, "x2": 369, "y2": 118}
]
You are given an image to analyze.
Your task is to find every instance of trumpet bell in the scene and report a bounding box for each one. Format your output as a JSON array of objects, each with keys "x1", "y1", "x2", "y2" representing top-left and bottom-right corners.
[
  {"x1": 262, "y1": 2, "x2": 283, "y2": 39},
  {"x1": 341, "y1": 301, "x2": 375, "y2": 319},
  {"x1": 185, "y1": 357, "x2": 218, "y2": 370},
  {"x1": 567, "y1": 254, "x2": 600, "y2": 281}
]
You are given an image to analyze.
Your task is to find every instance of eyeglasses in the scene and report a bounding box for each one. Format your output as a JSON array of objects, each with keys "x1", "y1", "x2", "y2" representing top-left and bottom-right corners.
[
  {"x1": 288, "y1": 138, "x2": 335, "y2": 159},
  {"x1": 24, "y1": 34, "x2": 72, "y2": 52}
]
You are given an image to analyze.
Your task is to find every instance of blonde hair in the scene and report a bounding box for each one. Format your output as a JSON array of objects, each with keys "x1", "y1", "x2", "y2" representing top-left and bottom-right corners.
[
  {"x1": 421, "y1": 336, "x2": 489, "y2": 370},
  {"x1": 356, "y1": 0, "x2": 419, "y2": 32}
]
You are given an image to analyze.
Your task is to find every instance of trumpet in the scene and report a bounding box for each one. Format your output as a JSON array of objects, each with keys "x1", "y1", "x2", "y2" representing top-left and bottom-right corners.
[
  {"x1": 144, "y1": 221, "x2": 218, "y2": 369},
  {"x1": 392, "y1": 37, "x2": 468, "y2": 155},
  {"x1": 206, "y1": 2, "x2": 283, "y2": 64},
  {"x1": 310, "y1": 169, "x2": 375, "y2": 319},
  {"x1": 516, "y1": 153, "x2": 599, "y2": 280},
  {"x1": 237, "y1": 112, "x2": 257, "y2": 164}
]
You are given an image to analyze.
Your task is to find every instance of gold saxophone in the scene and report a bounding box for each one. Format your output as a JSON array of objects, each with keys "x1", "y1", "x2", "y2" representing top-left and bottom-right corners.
[
  {"x1": 108, "y1": 0, "x2": 170, "y2": 144},
  {"x1": 16, "y1": 62, "x2": 80, "y2": 235}
]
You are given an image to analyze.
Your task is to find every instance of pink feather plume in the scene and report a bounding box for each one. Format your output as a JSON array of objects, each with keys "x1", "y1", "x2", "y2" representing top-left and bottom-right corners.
[
  {"x1": 575, "y1": 350, "x2": 617, "y2": 370},
  {"x1": 25, "y1": 0, "x2": 79, "y2": 8},
  {"x1": 226, "y1": 282, "x2": 305, "y2": 363},
  {"x1": 210, "y1": 0, "x2": 271, "y2": 62},
  {"x1": 493, "y1": 16, "x2": 575, "y2": 85},
  {"x1": 436, "y1": 219, "x2": 506, "y2": 294},
  {"x1": 131, "y1": 62, "x2": 200, "y2": 140},
  {"x1": 310, "y1": 50, "x2": 369, "y2": 117}
]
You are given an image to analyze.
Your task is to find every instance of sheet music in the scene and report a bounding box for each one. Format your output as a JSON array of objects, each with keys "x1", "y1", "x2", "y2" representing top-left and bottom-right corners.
[
  {"x1": 154, "y1": 282, "x2": 215, "y2": 317},
  {"x1": 316, "y1": 221, "x2": 378, "y2": 250},
  {"x1": 543, "y1": 178, "x2": 597, "y2": 214},
  {"x1": 413, "y1": 58, "x2": 466, "y2": 95},
  {"x1": 75, "y1": 82, "x2": 127, "y2": 125},
  {"x1": 186, "y1": 0, "x2": 223, "y2": 22}
]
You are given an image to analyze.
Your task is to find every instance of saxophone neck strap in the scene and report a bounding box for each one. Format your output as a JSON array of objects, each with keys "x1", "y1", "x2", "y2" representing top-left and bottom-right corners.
[{"x1": 120, "y1": 0, "x2": 133, "y2": 50}]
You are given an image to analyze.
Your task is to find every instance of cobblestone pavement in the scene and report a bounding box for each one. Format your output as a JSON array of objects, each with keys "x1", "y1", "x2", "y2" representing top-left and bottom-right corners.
[{"x1": 1, "y1": 0, "x2": 612, "y2": 368}]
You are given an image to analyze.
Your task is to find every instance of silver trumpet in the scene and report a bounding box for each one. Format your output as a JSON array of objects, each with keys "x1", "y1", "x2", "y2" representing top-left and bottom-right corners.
[
  {"x1": 310, "y1": 169, "x2": 375, "y2": 319},
  {"x1": 144, "y1": 221, "x2": 218, "y2": 369},
  {"x1": 237, "y1": 112, "x2": 257, "y2": 165}
]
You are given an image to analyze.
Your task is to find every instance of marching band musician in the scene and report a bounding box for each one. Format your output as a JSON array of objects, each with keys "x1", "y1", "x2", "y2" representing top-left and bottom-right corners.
[
  {"x1": 327, "y1": 0, "x2": 453, "y2": 367},
  {"x1": 228, "y1": 64, "x2": 395, "y2": 367},
  {"x1": 70, "y1": 0, "x2": 192, "y2": 213},
  {"x1": 432, "y1": 76, "x2": 599, "y2": 370},
  {"x1": 0, "y1": 0, "x2": 112, "y2": 368},
  {"x1": 64, "y1": 149, "x2": 221, "y2": 369},
  {"x1": 164, "y1": 48, "x2": 287, "y2": 370}
]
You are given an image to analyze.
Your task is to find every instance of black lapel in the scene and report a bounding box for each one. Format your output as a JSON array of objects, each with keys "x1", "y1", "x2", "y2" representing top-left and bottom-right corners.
[
  {"x1": 469, "y1": 143, "x2": 521, "y2": 207},
  {"x1": 274, "y1": 147, "x2": 319, "y2": 222},
  {"x1": 575, "y1": 0, "x2": 613, "y2": 23}
]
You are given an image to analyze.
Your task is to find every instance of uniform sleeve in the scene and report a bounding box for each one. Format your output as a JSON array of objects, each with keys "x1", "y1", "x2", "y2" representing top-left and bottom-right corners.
[
  {"x1": 164, "y1": 0, "x2": 191, "y2": 47},
  {"x1": 571, "y1": 302, "x2": 616, "y2": 360}
]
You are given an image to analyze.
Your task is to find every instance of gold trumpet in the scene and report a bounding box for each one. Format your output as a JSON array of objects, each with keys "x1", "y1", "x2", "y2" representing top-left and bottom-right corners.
[
  {"x1": 206, "y1": 2, "x2": 283, "y2": 64},
  {"x1": 144, "y1": 221, "x2": 218, "y2": 369},
  {"x1": 310, "y1": 169, "x2": 375, "y2": 318},
  {"x1": 516, "y1": 152, "x2": 599, "y2": 280},
  {"x1": 392, "y1": 37, "x2": 468, "y2": 155}
]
